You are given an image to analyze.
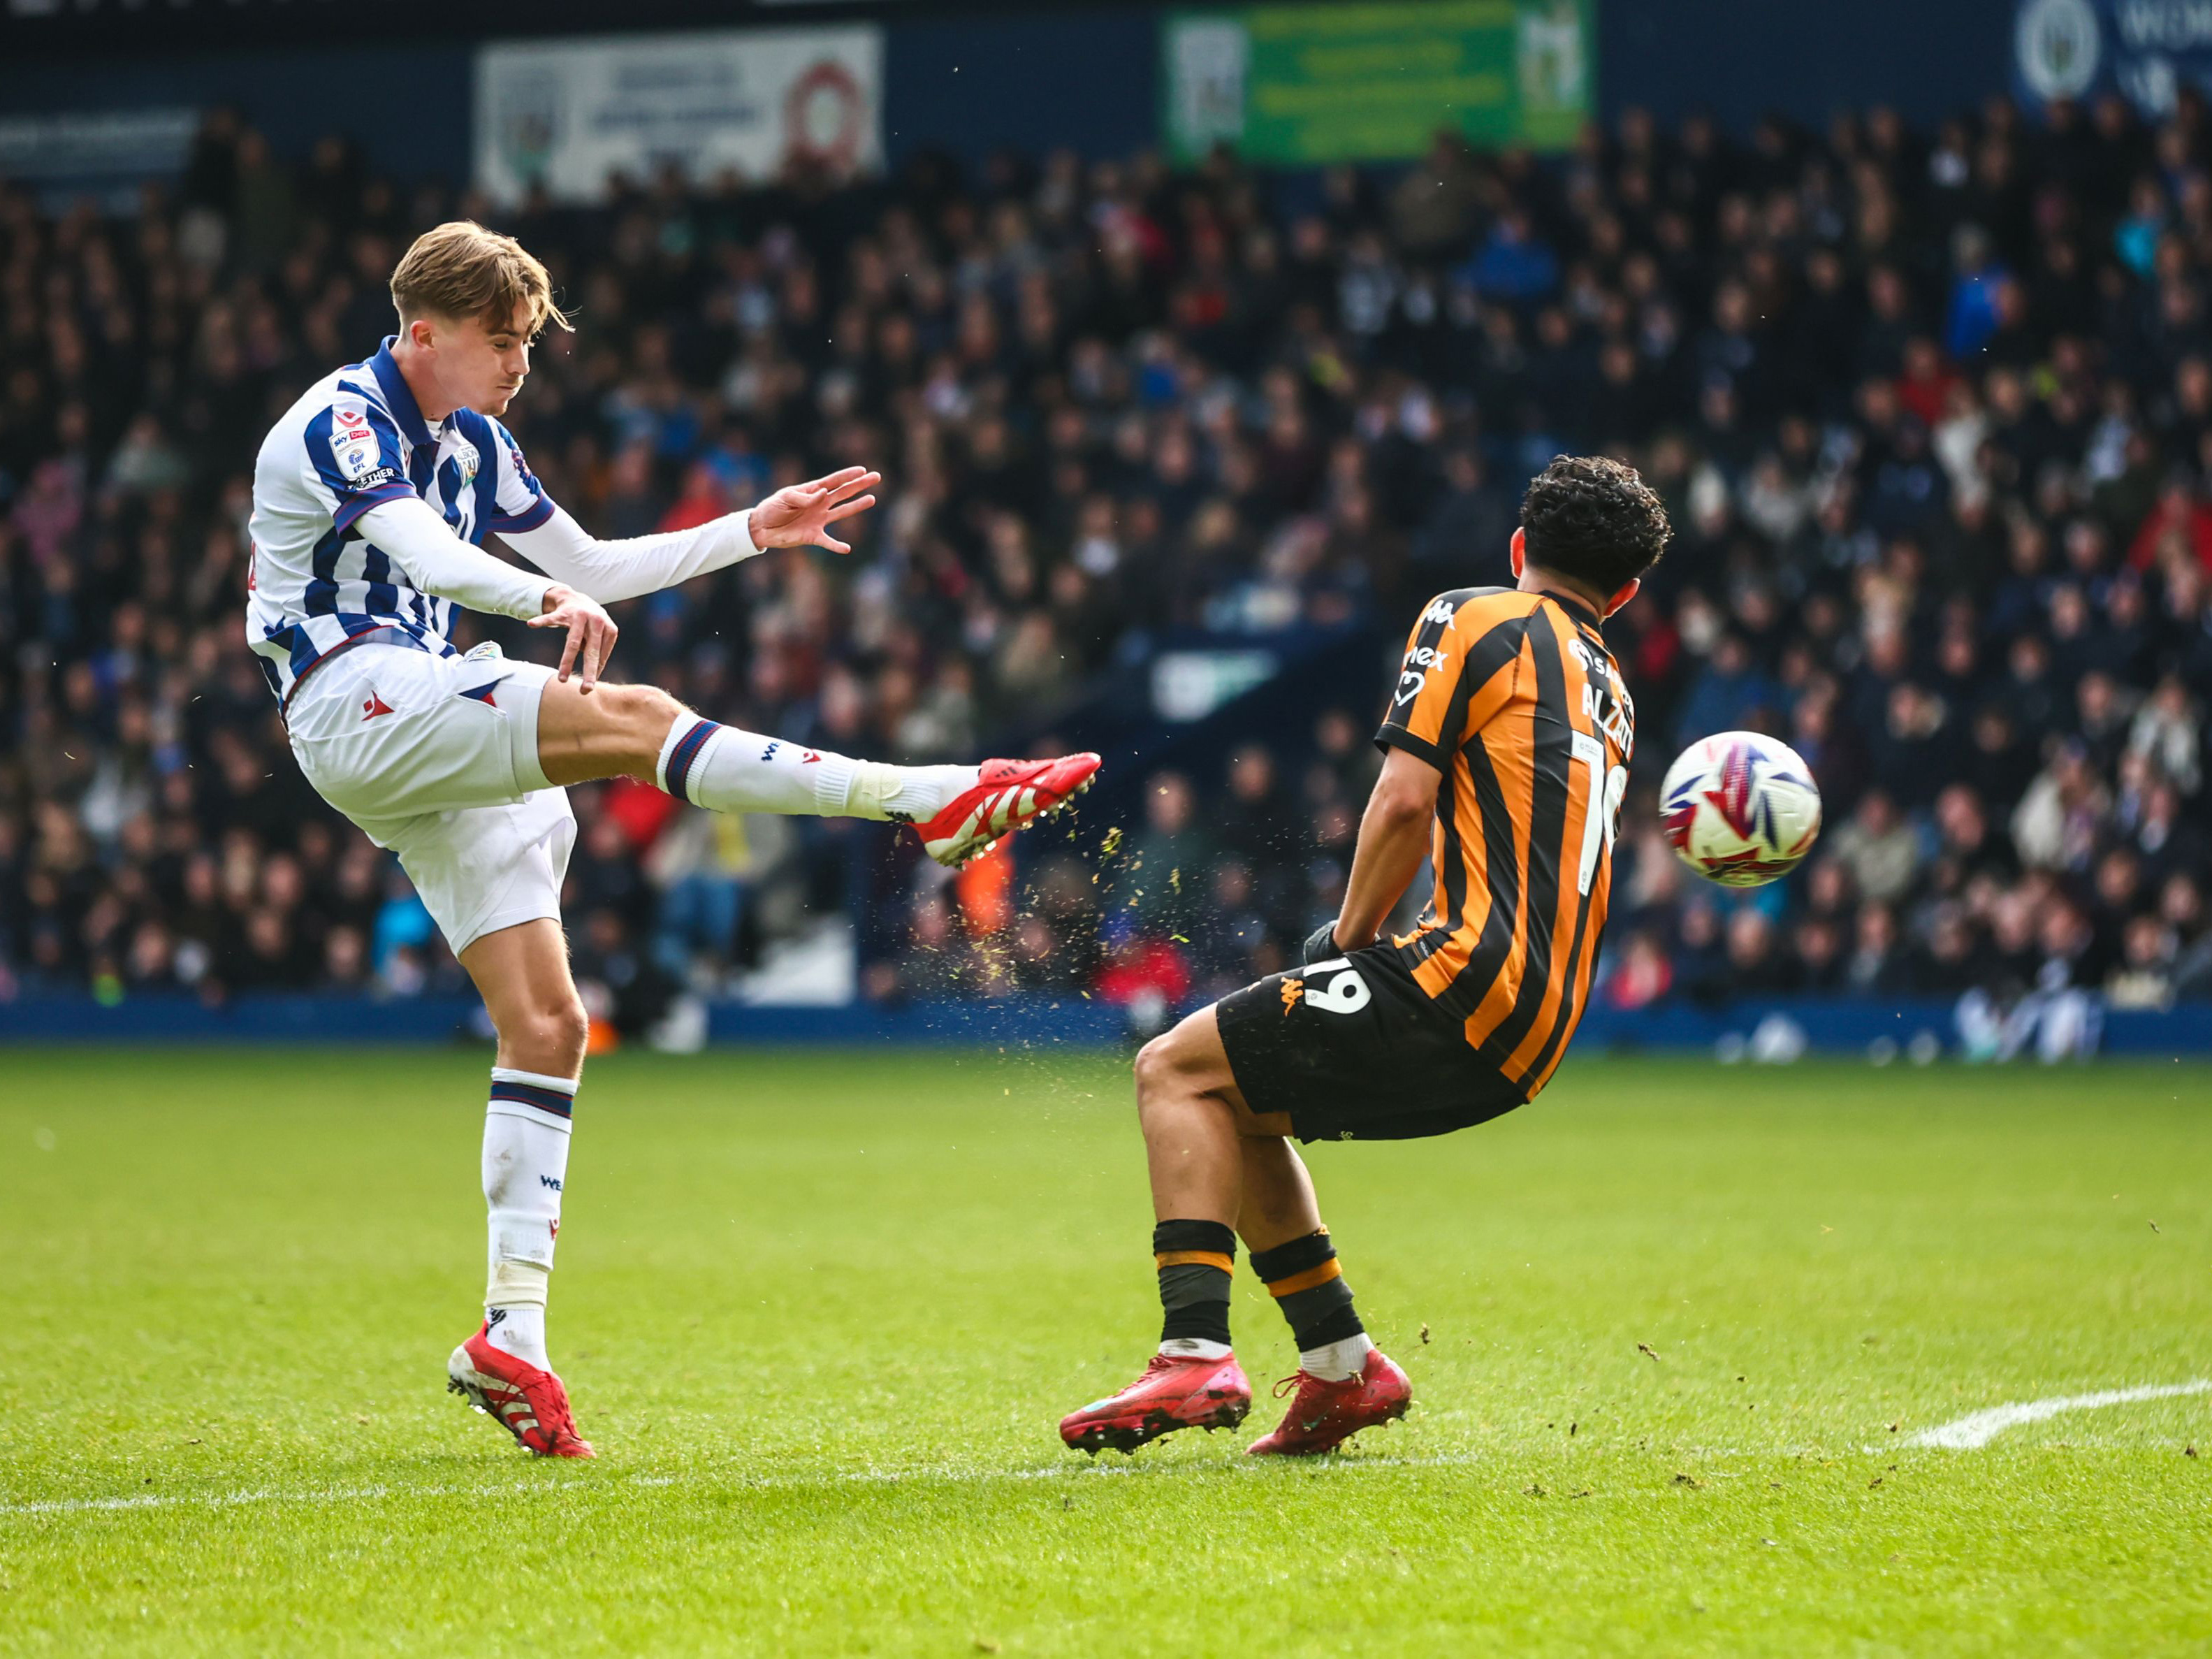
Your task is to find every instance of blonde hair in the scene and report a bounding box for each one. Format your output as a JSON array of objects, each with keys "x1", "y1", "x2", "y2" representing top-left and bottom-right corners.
[{"x1": 390, "y1": 221, "x2": 570, "y2": 335}]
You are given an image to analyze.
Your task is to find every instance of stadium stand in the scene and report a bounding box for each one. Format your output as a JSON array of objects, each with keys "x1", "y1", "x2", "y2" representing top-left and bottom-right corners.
[{"x1": 2, "y1": 99, "x2": 2210, "y2": 1048}]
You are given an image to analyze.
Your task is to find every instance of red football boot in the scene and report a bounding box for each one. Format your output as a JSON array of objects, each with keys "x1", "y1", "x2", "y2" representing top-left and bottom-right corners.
[
  {"x1": 913, "y1": 753, "x2": 1101, "y2": 868},
  {"x1": 446, "y1": 1324, "x2": 595, "y2": 1458},
  {"x1": 1058, "y1": 1351, "x2": 1252, "y2": 1455},
  {"x1": 1245, "y1": 1349, "x2": 1411, "y2": 1456}
]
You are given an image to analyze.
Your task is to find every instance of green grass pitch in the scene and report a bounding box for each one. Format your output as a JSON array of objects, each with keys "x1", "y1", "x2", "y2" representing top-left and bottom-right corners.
[{"x1": 2, "y1": 1047, "x2": 2208, "y2": 1655}]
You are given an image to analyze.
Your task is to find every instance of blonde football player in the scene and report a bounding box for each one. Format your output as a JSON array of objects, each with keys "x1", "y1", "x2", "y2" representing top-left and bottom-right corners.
[{"x1": 249, "y1": 223, "x2": 1097, "y2": 1456}]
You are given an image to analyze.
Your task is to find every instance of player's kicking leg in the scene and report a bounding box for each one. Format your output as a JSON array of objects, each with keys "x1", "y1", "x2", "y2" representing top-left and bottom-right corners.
[
  {"x1": 1056, "y1": 1005, "x2": 1409, "y2": 1456},
  {"x1": 534, "y1": 676, "x2": 1098, "y2": 868}
]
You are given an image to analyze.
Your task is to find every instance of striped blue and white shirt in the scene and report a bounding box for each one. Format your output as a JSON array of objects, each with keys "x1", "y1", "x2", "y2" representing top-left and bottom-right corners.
[{"x1": 245, "y1": 336, "x2": 555, "y2": 701}]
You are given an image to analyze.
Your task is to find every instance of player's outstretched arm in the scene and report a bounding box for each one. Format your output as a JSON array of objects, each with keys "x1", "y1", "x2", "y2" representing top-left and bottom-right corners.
[
  {"x1": 1320, "y1": 746, "x2": 1441, "y2": 955},
  {"x1": 496, "y1": 468, "x2": 882, "y2": 604}
]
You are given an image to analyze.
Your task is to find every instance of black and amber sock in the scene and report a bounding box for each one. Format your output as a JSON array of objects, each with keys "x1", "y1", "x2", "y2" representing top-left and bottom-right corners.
[
  {"x1": 1249, "y1": 1227, "x2": 1365, "y2": 1350},
  {"x1": 1154, "y1": 1219, "x2": 1236, "y2": 1348}
]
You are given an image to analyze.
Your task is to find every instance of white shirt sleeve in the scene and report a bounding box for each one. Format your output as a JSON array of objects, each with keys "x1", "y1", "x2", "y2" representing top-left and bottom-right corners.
[
  {"x1": 357, "y1": 495, "x2": 554, "y2": 621},
  {"x1": 299, "y1": 396, "x2": 416, "y2": 533},
  {"x1": 496, "y1": 505, "x2": 762, "y2": 605},
  {"x1": 484, "y1": 416, "x2": 558, "y2": 535}
]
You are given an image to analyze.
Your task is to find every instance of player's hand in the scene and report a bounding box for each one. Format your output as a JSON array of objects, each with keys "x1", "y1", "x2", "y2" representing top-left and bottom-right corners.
[
  {"x1": 748, "y1": 466, "x2": 882, "y2": 556},
  {"x1": 528, "y1": 584, "x2": 619, "y2": 693},
  {"x1": 1302, "y1": 920, "x2": 1348, "y2": 964}
]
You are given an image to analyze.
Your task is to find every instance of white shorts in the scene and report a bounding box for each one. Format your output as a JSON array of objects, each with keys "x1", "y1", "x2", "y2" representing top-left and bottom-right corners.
[{"x1": 286, "y1": 641, "x2": 575, "y2": 957}]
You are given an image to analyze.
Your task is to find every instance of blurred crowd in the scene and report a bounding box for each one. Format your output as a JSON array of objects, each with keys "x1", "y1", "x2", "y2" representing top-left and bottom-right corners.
[{"x1": 2, "y1": 92, "x2": 2210, "y2": 1043}]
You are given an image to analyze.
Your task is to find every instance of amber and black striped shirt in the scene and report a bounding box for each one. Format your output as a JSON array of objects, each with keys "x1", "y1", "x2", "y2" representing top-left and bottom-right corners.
[{"x1": 1375, "y1": 586, "x2": 1636, "y2": 1100}]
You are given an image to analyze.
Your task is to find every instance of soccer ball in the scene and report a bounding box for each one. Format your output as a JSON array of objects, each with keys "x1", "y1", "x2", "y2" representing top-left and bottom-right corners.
[{"x1": 1659, "y1": 731, "x2": 1823, "y2": 887}]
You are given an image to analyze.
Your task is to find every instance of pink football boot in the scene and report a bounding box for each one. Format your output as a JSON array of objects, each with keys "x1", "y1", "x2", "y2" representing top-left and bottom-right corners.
[
  {"x1": 1059, "y1": 1351, "x2": 1252, "y2": 1455},
  {"x1": 1244, "y1": 1349, "x2": 1411, "y2": 1456}
]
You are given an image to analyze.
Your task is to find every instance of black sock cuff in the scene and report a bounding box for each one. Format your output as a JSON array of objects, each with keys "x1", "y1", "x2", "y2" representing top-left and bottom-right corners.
[
  {"x1": 1157, "y1": 1261, "x2": 1232, "y2": 1307},
  {"x1": 1291, "y1": 1298, "x2": 1367, "y2": 1347},
  {"x1": 1249, "y1": 1229, "x2": 1335, "y2": 1284},
  {"x1": 1162, "y1": 1301, "x2": 1233, "y2": 1345},
  {"x1": 1153, "y1": 1219, "x2": 1237, "y2": 1259}
]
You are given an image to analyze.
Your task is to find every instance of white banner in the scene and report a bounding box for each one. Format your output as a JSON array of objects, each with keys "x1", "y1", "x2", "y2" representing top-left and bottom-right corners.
[{"x1": 474, "y1": 25, "x2": 882, "y2": 205}]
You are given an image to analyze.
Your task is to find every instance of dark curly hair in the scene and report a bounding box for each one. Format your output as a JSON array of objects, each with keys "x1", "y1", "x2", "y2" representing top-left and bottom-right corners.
[{"x1": 1519, "y1": 454, "x2": 1671, "y2": 598}]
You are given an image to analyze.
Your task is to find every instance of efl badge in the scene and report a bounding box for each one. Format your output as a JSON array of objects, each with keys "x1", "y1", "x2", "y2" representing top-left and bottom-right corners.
[{"x1": 330, "y1": 409, "x2": 381, "y2": 481}]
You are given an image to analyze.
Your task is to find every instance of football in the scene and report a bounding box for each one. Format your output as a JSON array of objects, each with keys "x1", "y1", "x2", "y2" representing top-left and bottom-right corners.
[{"x1": 1660, "y1": 731, "x2": 1824, "y2": 887}]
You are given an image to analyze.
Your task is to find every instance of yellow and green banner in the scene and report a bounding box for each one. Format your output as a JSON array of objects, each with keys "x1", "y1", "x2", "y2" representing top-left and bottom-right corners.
[{"x1": 1164, "y1": 0, "x2": 1590, "y2": 164}]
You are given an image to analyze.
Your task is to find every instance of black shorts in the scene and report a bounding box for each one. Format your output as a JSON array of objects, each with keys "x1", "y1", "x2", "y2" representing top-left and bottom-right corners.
[{"x1": 1214, "y1": 943, "x2": 1530, "y2": 1143}]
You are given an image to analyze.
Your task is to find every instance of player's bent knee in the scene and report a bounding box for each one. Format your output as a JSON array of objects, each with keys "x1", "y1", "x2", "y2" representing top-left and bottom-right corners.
[
  {"x1": 613, "y1": 681, "x2": 682, "y2": 733},
  {"x1": 500, "y1": 996, "x2": 588, "y2": 1075},
  {"x1": 574, "y1": 681, "x2": 681, "y2": 749},
  {"x1": 1136, "y1": 1008, "x2": 1230, "y2": 1093},
  {"x1": 1133, "y1": 1034, "x2": 1184, "y2": 1103},
  {"x1": 539, "y1": 679, "x2": 689, "y2": 785},
  {"x1": 546, "y1": 997, "x2": 590, "y2": 1062}
]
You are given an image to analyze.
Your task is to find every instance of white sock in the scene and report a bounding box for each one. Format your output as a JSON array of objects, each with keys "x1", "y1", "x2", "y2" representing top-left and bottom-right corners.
[
  {"x1": 655, "y1": 712, "x2": 976, "y2": 823},
  {"x1": 1158, "y1": 1337, "x2": 1233, "y2": 1361},
  {"x1": 485, "y1": 1299, "x2": 548, "y2": 1370},
  {"x1": 483, "y1": 1067, "x2": 574, "y2": 1370},
  {"x1": 848, "y1": 762, "x2": 980, "y2": 823},
  {"x1": 1300, "y1": 1333, "x2": 1374, "y2": 1383}
]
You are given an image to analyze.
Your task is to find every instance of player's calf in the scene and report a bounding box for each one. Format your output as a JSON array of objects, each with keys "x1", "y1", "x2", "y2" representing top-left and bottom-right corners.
[{"x1": 478, "y1": 1065, "x2": 574, "y2": 1363}]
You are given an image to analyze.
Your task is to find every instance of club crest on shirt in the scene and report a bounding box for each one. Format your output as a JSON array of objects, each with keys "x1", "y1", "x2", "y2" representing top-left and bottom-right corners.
[{"x1": 449, "y1": 436, "x2": 481, "y2": 490}]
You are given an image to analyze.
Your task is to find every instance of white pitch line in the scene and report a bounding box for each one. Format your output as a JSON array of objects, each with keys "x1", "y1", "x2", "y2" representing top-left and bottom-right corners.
[
  {"x1": 1, "y1": 1449, "x2": 1483, "y2": 1518},
  {"x1": 25, "y1": 1391, "x2": 2208, "y2": 1514},
  {"x1": 1907, "y1": 1380, "x2": 2212, "y2": 1449}
]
